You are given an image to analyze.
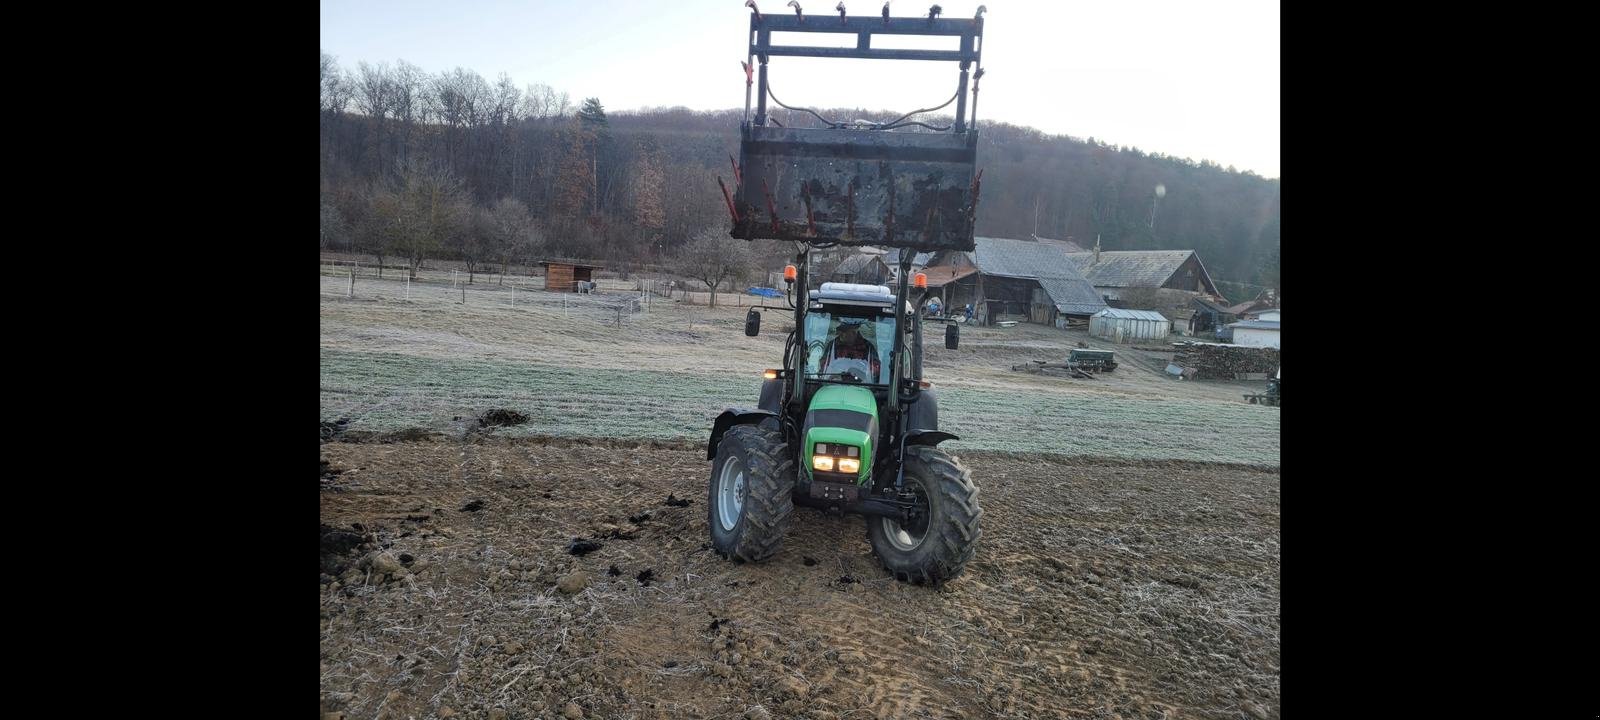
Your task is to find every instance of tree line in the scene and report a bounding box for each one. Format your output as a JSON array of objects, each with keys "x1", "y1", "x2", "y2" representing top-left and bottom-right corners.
[{"x1": 320, "y1": 51, "x2": 1279, "y2": 293}]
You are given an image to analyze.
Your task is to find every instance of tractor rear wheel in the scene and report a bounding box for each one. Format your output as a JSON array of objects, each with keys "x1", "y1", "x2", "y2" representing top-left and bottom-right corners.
[
  {"x1": 867, "y1": 446, "x2": 982, "y2": 585},
  {"x1": 707, "y1": 424, "x2": 794, "y2": 562}
]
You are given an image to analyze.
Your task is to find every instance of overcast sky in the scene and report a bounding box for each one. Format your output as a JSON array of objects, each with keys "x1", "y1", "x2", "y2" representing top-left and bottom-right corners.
[{"x1": 321, "y1": 0, "x2": 1279, "y2": 178}]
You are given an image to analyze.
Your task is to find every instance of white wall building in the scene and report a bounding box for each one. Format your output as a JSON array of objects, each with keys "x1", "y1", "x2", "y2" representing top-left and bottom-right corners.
[{"x1": 1229, "y1": 319, "x2": 1281, "y2": 349}]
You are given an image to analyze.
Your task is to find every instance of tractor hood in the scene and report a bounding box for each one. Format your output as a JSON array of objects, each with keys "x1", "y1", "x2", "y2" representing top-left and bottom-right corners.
[{"x1": 803, "y1": 385, "x2": 879, "y2": 485}]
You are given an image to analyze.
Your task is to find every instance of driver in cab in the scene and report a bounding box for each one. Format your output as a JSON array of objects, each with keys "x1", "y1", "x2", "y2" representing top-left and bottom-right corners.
[{"x1": 823, "y1": 319, "x2": 880, "y2": 380}]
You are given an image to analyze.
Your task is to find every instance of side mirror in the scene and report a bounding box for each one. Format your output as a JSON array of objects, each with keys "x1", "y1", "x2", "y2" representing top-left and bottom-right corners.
[
  {"x1": 945, "y1": 323, "x2": 959, "y2": 350},
  {"x1": 745, "y1": 308, "x2": 761, "y2": 337}
]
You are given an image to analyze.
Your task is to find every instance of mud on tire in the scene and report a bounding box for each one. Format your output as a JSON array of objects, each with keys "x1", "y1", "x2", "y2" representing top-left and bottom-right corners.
[
  {"x1": 708, "y1": 425, "x2": 795, "y2": 562},
  {"x1": 867, "y1": 445, "x2": 982, "y2": 585}
]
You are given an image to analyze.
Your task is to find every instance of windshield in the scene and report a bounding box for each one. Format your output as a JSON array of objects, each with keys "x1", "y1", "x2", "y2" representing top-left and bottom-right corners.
[{"x1": 804, "y1": 310, "x2": 895, "y2": 385}]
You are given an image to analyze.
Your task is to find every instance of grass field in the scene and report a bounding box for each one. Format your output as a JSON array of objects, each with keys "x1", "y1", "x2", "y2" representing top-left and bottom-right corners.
[{"x1": 320, "y1": 274, "x2": 1279, "y2": 464}]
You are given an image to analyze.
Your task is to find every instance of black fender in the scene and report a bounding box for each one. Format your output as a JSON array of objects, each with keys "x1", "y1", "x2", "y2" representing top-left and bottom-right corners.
[
  {"x1": 707, "y1": 408, "x2": 779, "y2": 460},
  {"x1": 757, "y1": 378, "x2": 784, "y2": 414},
  {"x1": 903, "y1": 386, "x2": 941, "y2": 433},
  {"x1": 905, "y1": 429, "x2": 959, "y2": 447}
]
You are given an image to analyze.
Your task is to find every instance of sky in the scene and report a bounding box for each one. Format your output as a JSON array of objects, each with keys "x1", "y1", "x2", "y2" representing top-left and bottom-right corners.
[{"x1": 320, "y1": 0, "x2": 1279, "y2": 178}]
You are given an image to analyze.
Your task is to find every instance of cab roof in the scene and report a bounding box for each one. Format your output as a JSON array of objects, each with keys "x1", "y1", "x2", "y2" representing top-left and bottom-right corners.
[{"x1": 813, "y1": 282, "x2": 895, "y2": 307}]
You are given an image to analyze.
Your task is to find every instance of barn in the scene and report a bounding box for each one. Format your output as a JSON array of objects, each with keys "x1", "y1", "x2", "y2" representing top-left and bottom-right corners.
[
  {"x1": 541, "y1": 260, "x2": 604, "y2": 293},
  {"x1": 1066, "y1": 248, "x2": 1220, "y2": 301},
  {"x1": 923, "y1": 236, "x2": 1106, "y2": 327}
]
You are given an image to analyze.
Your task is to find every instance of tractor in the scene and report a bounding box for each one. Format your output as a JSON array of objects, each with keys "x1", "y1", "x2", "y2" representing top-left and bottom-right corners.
[{"x1": 704, "y1": 2, "x2": 988, "y2": 584}]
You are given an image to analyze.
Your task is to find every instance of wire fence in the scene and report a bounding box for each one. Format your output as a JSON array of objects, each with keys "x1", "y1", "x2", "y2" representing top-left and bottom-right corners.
[{"x1": 319, "y1": 258, "x2": 785, "y2": 316}]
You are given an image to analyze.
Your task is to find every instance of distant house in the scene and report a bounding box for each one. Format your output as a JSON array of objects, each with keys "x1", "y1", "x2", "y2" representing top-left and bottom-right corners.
[
  {"x1": 925, "y1": 236, "x2": 1106, "y2": 327},
  {"x1": 1190, "y1": 295, "x2": 1238, "y2": 334},
  {"x1": 541, "y1": 260, "x2": 604, "y2": 293},
  {"x1": 882, "y1": 248, "x2": 934, "y2": 282},
  {"x1": 1228, "y1": 319, "x2": 1280, "y2": 348},
  {"x1": 1227, "y1": 289, "x2": 1279, "y2": 317},
  {"x1": 1065, "y1": 248, "x2": 1220, "y2": 301},
  {"x1": 829, "y1": 253, "x2": 891, "y2": 285}
]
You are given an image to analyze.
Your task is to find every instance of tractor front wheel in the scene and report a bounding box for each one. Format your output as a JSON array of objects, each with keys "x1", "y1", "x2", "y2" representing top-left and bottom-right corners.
[
  {"x1": 707, "y1": 425, "x2": 794, "y2": 562},
  {"x1": 867, "y1": 446, "x2": 982, "y2": 585}
]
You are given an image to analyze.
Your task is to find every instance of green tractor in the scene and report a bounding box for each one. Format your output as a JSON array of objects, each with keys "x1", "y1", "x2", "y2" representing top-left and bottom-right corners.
[
  {"x1": 705, "y1": 4, "x2": 990, "y2": 585},
  {"x1": 706, "y1": 264, "x2": 981, "y2": 584}
]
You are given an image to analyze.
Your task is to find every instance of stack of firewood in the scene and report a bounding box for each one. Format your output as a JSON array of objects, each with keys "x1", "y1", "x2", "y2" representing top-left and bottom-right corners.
[{"x1": 1171, "y1": 342, "x2": 1279, "y2": 380}]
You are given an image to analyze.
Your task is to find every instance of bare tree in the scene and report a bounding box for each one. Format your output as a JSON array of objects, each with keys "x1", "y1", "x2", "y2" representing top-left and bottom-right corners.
[
  {"x1": 390, "y1": 60, "x2": 427, "y2": 158},
  {"x1": 320, "y1": 51, "x2": 352, "y2": 115},
  {"x1": 484, "y1": 197, "x2": 541, "y2": 284},
  {"x1": 353, "y1": 61, "x2": 393, "y2": 119},
  {"x1": 350, "y1": 184, "x2": 399, "y2": 277},
  {"x1": 368, "y1": 158, "x2": 470, "y2": 279},
  {"x1": 320, "y1": 194, "x2": 347, "y2": 250},
  {"x1": 675, "y1": 228, "x2": 756, "y2": 307},
  {"x1": 519, "y1": 83, "x2": 571, "y2": 121}
]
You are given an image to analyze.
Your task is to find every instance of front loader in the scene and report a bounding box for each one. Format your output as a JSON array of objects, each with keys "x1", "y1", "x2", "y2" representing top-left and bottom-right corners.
[{"x1": 706, "y1": 2, "x2": 987, "y2": 585}]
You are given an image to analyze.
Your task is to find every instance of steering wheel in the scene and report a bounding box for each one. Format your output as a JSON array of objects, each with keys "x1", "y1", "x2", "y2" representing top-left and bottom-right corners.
[{"x1": 826, "y1": 358, "x2": 872, "y2": 383}]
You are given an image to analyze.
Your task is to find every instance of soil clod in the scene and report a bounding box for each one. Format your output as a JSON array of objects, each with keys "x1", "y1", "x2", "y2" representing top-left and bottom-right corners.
[
  {"x1": 477, "y1": 409, "x2": 529, "y2": 428},
  {"x1": 567, "y1": 538, "x2": 603, "y2": 556}
]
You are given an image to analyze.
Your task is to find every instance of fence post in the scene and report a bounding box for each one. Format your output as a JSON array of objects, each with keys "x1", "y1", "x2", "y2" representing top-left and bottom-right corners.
[
  {"x1": 511, "y1": 284, "x2": 517, "y2": 308},
  {"x1": 564, "y1": 295, "x2": 568, "y2": 317},
  {"x1": 348, "y1": 267, "x2": 355, "y2": 298}
]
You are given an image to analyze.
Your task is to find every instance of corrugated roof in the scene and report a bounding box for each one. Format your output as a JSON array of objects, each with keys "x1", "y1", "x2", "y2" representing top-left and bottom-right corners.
[
  {"x1": 1192, "y1": 295, "x2": 1236, "y2": 314},
  {"x1": 1228, "y1": 320, "x2": 1280, "y2": 330},
  {"x1": 973, "y1": 236, "x2": 1082, "y2": 278},
  {"x1": 919, "y1": 265, "x2": 979, "y2": 287},
  {"x1": 1093, "y1": 308, "x2": 1170, "y2": 321},
  {"x1": 969, "y1": 237, "x2": 1107, "y2": 315},
  {"x1": 1066, "y1": 250, "x2": 1210, "y2": 290},
  {"x1": 1037, "y1": 276, "x2": 1107, "y2": 315},
  {"x1": 1034, "y1": 236, "x2": 1087, "y2": 252}
]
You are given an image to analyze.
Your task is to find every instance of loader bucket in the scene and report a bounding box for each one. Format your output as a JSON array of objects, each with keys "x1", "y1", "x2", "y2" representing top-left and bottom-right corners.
[
  {"x1": 723, "y1": 10, "x2": 987, "y2": 253},
  {"x1": 732, "y1": 125, "x2": 979, "y2": 252}
]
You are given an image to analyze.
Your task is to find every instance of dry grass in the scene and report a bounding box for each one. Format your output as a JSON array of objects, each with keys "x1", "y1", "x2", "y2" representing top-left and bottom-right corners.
[{"x1": 320, "y1": 274, "x2": 1279, "y2": 465}]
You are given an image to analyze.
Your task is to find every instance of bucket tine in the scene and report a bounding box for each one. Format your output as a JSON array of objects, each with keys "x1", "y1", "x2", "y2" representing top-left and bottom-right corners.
[
  {"x1": 761, "y1": 178, "x2": 782, "y2": 234},
  {"x1": 717, "y1": 176, "x2": 741, "y2": 224}
]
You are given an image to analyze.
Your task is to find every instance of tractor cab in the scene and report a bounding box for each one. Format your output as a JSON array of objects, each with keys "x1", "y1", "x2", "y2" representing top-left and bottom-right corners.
[{"x1": 804, "y1": 283, "x2": 897, "y2": 387}]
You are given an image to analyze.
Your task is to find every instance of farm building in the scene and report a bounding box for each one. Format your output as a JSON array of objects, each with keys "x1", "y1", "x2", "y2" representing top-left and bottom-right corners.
[
  {"x1": 1228, "y1": 318, "x2": 1281, "y2": 349},
  {"x1": 829, "y1": 253, "x2": 891, "y2": 285},
  {"x1": 923, "y1": 236, "x2": 1106, "y2": 327},
  {"x1": 1090, "y1": 308, "x2": 1171, "y2": 343},
  {"x1": 1065, "y1": 247, "x2": 1220, "y2": 301},
  {"x1": 1190, "y1": 295, "x2": 1239, "y2": 334},
  {"x1": 883, "y1": 248, "x2": 933, "y2": 282},
  {"x1": 541, "y1": 260, "x2": 604, "y2": 293},
  {"x1": 1227, "y1": 289, "x2": 1279, "y2": 317}
]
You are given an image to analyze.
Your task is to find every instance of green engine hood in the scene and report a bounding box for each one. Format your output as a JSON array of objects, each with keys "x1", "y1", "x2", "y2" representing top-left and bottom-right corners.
[{"x1": 803, "y1": 384, "x2": 879, "y2": 485}]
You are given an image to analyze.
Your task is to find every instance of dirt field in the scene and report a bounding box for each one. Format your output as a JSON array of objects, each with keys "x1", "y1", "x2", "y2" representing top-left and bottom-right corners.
[
  {"x1": 320, "y1": 274, "x2": 1278, "y2": 465},
  {"x1": 321, "y1": 436, "x2": 1279, "y2": 720}
]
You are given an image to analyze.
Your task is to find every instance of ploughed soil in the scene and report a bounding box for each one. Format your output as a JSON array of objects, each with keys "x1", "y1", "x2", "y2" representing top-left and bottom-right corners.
[{"x1": 320, "y1": 436, "x2": 1279, "y2": 720}]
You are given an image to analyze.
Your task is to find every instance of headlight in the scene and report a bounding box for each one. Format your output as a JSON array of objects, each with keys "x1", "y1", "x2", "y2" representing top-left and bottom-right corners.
[
  {"x1": 812, "y1": 455, "x2": 835, "y2": 471},
  {"x1": 838, "y1": 458, "x2": 860, "y2": 473}
]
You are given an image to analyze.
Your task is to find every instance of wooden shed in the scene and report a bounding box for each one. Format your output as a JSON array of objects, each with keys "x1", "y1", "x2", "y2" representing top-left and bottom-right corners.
[{"x1": 540, "y1": 260, "x2": 603, "y2": 293}]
